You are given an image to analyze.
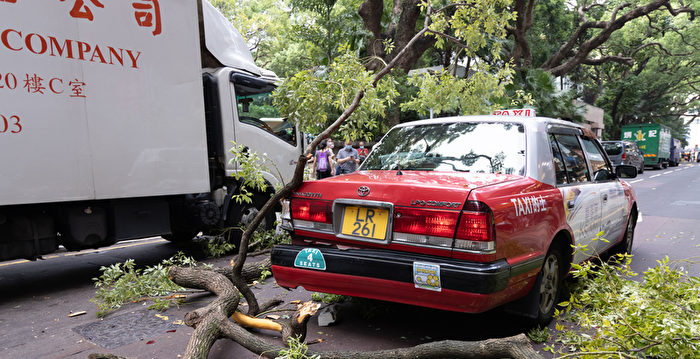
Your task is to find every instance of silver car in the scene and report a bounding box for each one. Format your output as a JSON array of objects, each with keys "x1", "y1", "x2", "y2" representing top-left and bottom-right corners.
[{"x1": 602, "y1": 141, "x2": 644, "y2": 174}]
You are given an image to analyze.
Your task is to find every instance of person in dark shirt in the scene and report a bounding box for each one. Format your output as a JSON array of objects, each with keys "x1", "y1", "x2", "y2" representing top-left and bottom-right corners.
[{"x1": 336, "y1": 139, "x2": 360, "y2": 175}]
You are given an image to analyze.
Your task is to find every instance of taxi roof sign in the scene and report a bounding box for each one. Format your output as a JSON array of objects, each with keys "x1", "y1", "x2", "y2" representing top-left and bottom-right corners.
[{"x1": 493, "y1": 109, "x2": 536, "y2": 117}]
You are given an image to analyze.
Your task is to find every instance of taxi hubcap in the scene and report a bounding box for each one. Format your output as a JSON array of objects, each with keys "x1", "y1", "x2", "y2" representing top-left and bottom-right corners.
[{"x1": 539, "y1": 254, "x2": 559, "y2": 314}]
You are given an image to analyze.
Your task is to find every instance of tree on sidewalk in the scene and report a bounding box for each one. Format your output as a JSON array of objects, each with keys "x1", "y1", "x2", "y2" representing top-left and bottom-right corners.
[{"x1": 164, "y1": 1, "x2": 544, "y2": 358}]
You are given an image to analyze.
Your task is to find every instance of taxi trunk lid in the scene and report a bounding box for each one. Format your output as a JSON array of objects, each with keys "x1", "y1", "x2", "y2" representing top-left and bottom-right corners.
[{"x1": 295, "y1": 170, "x2": 520, "y2": 207}]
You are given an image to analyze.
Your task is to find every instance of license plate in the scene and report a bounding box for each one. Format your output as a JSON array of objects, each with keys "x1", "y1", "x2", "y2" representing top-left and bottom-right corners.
[{"x1": 341, "y1": 206, "x2": 389, "y2": 240}]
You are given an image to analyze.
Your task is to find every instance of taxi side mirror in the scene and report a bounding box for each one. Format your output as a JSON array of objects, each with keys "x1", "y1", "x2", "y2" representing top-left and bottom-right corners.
[{"x1": 615, "y1": 164, "x2": 637, "y2": 178}]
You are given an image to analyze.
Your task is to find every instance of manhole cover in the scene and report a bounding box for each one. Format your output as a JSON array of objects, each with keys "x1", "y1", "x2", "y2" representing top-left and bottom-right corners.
[{"x1": 72, "y1": 310, "x2": 179, "y2": 349}]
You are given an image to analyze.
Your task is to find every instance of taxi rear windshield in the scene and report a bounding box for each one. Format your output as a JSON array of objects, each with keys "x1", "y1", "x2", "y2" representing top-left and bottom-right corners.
[{"x1": 362, "y1": 122, "x2": 526, "y2": 174}]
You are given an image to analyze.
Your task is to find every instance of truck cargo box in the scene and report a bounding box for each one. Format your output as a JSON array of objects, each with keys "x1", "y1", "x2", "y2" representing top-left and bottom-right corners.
[{"x1": 0, "y1": 0, "x2": 209, "y2": 206}]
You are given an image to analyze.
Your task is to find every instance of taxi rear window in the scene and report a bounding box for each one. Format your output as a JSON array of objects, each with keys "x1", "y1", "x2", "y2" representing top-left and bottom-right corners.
[{"x1": 362, "y1": 122, "x2": 525, "y2": 175}]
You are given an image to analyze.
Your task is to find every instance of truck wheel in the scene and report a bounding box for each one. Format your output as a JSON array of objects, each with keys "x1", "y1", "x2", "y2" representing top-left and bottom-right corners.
[
  {"x1": 662, "y1": 162, "x2": 668, "y2": 169},
  {"x1": 224, "y1": 194, "x2": 276, "y2": 247},
  {"x1": 613, "y1": 211, "x2": 636, "y2": 255},
  {"x1": 533, "y1": 243, "x2": 566, "y2": 326}
]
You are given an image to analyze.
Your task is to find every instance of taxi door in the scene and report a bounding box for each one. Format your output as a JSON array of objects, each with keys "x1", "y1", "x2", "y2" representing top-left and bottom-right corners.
[
  {"x1": 549, "y1": 133, "x2": 602, "y2": 263},
  {"x1": 581, "y1": 138, "x2": 627, "y2": 254}
]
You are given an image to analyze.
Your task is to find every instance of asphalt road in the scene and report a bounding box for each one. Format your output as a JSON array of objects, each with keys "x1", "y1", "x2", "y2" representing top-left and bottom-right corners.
[{"x1": 0, "y1": 162, "x2": 698, "y2": 358}]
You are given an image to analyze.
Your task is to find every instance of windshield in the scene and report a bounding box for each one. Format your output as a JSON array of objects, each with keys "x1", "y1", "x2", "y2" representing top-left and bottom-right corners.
[
  {"x1": 361, "y1": 122, "x2": 526, "y2": 175},
  {"x1": 602, "y1": 142, "x2": 623, "y2": 155},
  {"x1": 237, "y1": 91, "x2": 296, "y2": 146}
]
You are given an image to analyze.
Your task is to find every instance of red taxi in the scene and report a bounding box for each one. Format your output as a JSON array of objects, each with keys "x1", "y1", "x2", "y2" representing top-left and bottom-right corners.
[{"x1": 271, "y1": 112, "x2": 638, "y2": 323}]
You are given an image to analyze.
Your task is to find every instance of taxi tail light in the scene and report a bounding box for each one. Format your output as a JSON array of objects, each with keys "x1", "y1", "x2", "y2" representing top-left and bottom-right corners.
[
  {"x1": 454, "y1": 201, "x2": 495, "y2": 253},
  {"x1": 291, "y1": 198, "x2": 332, "y2": 224},
  {"x1": 621, "y1": 152, "x2": 627, "y2": 160},
  {"x1": 392, "y1": 208, "x2": 459, "y2": 239}
]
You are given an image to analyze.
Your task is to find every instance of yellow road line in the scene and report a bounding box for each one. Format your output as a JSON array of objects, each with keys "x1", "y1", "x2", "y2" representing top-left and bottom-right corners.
[{"x1": 0, "y1": 238, "x2": 168, "y2": 266}]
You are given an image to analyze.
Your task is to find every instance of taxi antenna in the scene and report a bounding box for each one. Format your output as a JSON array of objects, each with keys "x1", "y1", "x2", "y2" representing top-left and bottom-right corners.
[{"x1": 396, "y1": 163, "x2": 403, "y2": 176}]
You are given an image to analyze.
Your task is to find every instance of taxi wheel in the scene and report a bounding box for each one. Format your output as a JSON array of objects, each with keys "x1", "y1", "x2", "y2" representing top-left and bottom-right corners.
[
  {"x1": 614, "y1": 212, "x2": 636, "y2": 255},
  {"x1": 535, "y1": 243, "x2": 566, "y2": 325},
  {"x1": 224, "y1": 194, "x2": 276, "y2": 247}
]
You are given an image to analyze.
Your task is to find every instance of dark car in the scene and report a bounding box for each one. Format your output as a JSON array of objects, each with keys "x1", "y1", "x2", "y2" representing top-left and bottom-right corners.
[{"x1": 602, "y1": 141, "x2": 644, "y2": 174}]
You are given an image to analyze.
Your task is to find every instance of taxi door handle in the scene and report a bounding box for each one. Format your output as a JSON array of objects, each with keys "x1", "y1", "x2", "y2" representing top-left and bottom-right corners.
[
  {"x1": 567, "y1": 200, "x2": 575, "y2": 209},
  {"x1": 602, "y1": 194, "x2": 608, "y2": 202}
]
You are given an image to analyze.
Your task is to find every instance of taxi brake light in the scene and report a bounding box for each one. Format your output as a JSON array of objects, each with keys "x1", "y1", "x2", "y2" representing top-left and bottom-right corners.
[
  {"x1": 393, "y1": 208, "x2": 459, "y2": 238},
  {"x1": 291, "y1": 198, "x2": 332, "y2": 224},
  {"x1": 456, "y1": 212, "x2": 491, "y2": 241},
  {"x1": 454, "y1": 201, "x2": 495, "y2": 254},
  {"x1": 621, "y1": 152, "x2": 626, "y2": 160}
]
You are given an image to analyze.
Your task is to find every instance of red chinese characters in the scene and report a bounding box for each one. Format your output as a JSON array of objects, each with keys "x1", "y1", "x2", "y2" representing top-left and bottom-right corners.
[
  {"x1": 69, "y1": 79, "x2": 86, "y2": 98},
  {"x1": 132, "y1": 0, "x2": 161, "y2": 36},
  {"x1": 60, "y1": 0, "x2": 104, "y2": 21},
  {"x1": 23, "y1": 74, "x2": 45, "y2": 94}
]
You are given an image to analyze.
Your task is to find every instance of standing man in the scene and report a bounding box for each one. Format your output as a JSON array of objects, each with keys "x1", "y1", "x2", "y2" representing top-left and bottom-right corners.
[
  {"x1": 336, "y1": 139, "x2": 360, "y2": 175},
  {"x1": 357, "y1": 140, "x2": 369, "y2": 163}
]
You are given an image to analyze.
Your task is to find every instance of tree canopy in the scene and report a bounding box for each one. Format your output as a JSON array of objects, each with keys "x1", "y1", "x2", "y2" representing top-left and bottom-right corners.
[{"x1": 211, "y1": 0, "x2": 698, "y2": 141}]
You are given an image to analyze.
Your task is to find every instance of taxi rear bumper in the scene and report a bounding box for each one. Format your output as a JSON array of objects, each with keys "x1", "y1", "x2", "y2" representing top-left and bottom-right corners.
[{"x1": 271, "y1": 245, "x2": 540, "y2": 313}]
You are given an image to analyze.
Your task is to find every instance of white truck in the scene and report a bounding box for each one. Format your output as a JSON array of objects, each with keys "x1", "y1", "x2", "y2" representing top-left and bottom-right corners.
[{"x1": 0, "y1": 0, "x2": 303, "y2": 261}]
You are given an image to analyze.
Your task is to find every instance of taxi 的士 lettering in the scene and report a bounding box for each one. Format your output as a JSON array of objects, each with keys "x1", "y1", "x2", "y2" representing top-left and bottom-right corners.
[
  {"x1": 510, "y1": 195, "x2": 547, "y2": 216},
  {"x1": 1, "y1": 28, "x2": 142, "y2": 69},
  {"x1": 410, "y1": 199, "x2": 461, "y2": 208}
]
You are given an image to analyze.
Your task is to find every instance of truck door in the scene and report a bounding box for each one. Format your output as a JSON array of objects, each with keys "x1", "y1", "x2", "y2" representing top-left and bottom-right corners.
[
  {"x1": 550, "y1": 133, "x2": 602, "y2": 263},
  {"x1": 228, "y1": 73, "x2": 303, "y2": 186},
  {"x1": 581, "y1": 138, "x2": 625, "y2": 254}
]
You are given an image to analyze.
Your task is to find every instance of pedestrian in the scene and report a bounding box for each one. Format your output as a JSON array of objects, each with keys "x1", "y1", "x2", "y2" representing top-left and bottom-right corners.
[
  {"x1": 336, "y1": 139, "x2": 360, "y2": 175},
  {"x1": 357, "y1": 140, "x2": 369, "y2": 163},
  {"x1": 694, "y1": 144, "x2": 699, "y2": 162},
  {"x1": 313, "y1": 142, "x2": 332, "y2": 179},
  {"x1": 326, "y1": 139, "x2": 337, "y2": 175}
]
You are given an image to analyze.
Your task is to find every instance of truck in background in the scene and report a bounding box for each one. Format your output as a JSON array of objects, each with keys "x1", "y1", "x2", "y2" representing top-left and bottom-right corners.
[
  {"x1": 669, "y1": 138, "x2": 682, "y2": 166},
  {"x1": 621, "y1": 123, "x2": 672, "y2": 169},
  {"x1": 0, "y1": 1, "x2": 302, "y2": 261}
]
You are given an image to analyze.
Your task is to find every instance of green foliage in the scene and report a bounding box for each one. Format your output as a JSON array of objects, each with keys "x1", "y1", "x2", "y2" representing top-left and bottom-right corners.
[
  {"x1": 501, "y1": 68, "x2": 586, "y2": 121},
  {"x1": 252, "y1": 228, "x2": 291, "y2": 249},
  {"x1": 91, "y1": 252, "x2": 198, "y2": 317},
  {"x1": 273, "y1": 49, "x2": 398, "y2": 142},
  {"x1": 228, "y1": 142, "x2": 271, "y2": 203},
  {"x1": 527, "y1": 326, "x2": 551, "y2": 344},
  {"x1": 276, "y1": 335, "x2": 320, "y2": 359},
  {"x1": 546, "y1": 250, "x2": 699, "y2": 358},
  {"x1": 199, "y1": 235, "x2": 238, "y2": 258},
  {"x1": 401, "y1": 64, "x2": 514, "y2": 116},
  {"x1": 311, "y1": 292, "x2": 348, "y2": 304}
]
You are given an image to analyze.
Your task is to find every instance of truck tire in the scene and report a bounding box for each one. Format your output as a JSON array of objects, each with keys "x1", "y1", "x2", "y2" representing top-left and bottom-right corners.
[
  {"x1": 224, "y1": 194, "x2": 276, "y2": 248},
  {"x1": 532, "y1": 242, "x2": 567, "y2": 326}
]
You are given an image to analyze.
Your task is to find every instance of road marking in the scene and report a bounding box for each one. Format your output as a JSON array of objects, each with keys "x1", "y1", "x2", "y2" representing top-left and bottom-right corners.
[
  {"x1": 663, "y1": 171, "x2": 673, "y2": 174},
  {"x1": 637, "y1": 212, "x2": 643, "y2": 223},
  {"x1": 0, "y1": 259, "x2": 30, "y2": 267},
  {"x1": 671, "y1": 201, "x2": 700, "y2": 206},
  {"x1": 63, "y1": 238, "x2": 168, "y2": 256},
  {"x1": 650, "y1": 174, "x2": 661, "y2": 178},
  {"x1": 629, "y1": 179, "x2": 644, "y2": 184},
  {"x1": 0, "y1": 237, "x2": 168, "y2": 266},
  {"x1": 674, "y1": 169, "x2": 683, "y2": 172}
]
